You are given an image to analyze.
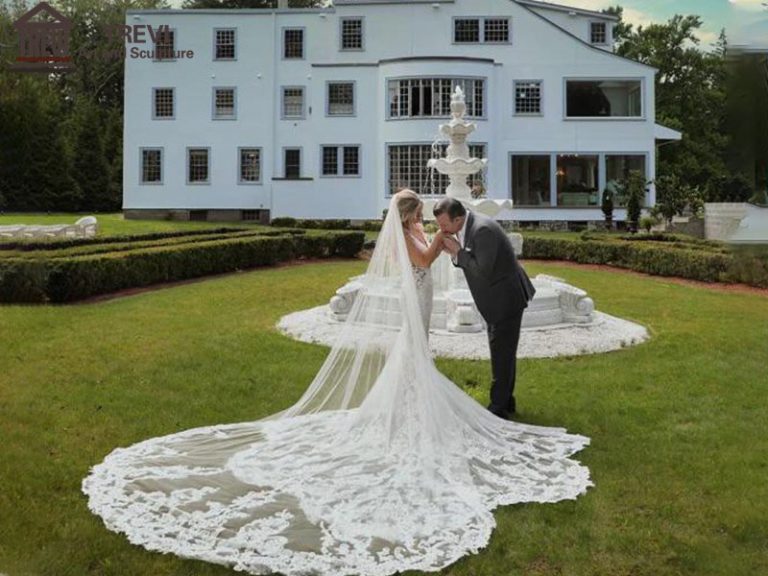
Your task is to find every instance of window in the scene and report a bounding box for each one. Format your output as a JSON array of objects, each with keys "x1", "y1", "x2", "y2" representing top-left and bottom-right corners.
[
  {"x1": 556, "y1": 154, "x2": 599, "y2": 206},
  {"x1": 484, "y1": 18, "x2": 509, "y2": 43},
  {"x1": 239, "y1": 148, "x2": 262, "y2": 184},
  {"x1": 283, "y1": 28, "x2": 304, "y2": 59},
  {"x1": 606, "y1": 155, "x2": 646, "y2": 207},
  {"x1": 215, "y1": 28, "x2": 236, "y2": 59},
  {"x1": 284, "y1": 148, "x2": 301, "y2": 179},
  {"x1": 388, "y1": 144, "x2": 485, "y2": 195},
  {"x1": 155, "y1": 29, "x2": 175, "y2": 60},
  {"x1": 141, "y1": 148, "x2": 162, "y2": 184},
  {"x1": 511, "y1": 155, "x2": 550, "y2": 206},
  {"x1": 454, "y1": 17, "x2": 510, "y2": 43},
  {"x1": 590, "y1": 22, "x2": 607, "y2": 44},
  {"x1": 514, "y1": 81, "x2": 541, "y2": 115},
  {"x1": 340, "y1": 18, "x2": 363, "y2": 50},
  {"x1": 187, "y1": 148, "x2": 210, "y2": 184},
  {"x1": 566, "y1": 79, "x2": 642, "y2": 118},
  {"x1": 321, "y1": 145, "x2": 360, "y2": 177},
  {"x1": 282, "y1": 87, "x2": 305, "y2": 119},
  {"x1": 213, "y1": 87, "x2": 236, "y2": 119},
  {"x1": 153, "y1": 88, "x2": 174, "y2": 119},
  {"x1": 327, "y1": 82, "x2": 354, "y2": 116},
  {"x1": 387, "y1": 78, "x2": 484, "y2": 119},
  {"x1": 454, "y1": 19, "x2": 480, "y2": 43}
]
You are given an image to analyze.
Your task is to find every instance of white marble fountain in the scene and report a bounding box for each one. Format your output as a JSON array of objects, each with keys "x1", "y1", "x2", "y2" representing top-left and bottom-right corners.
[{"x1": 278, "y1": 87, "x2": 648, "y2": 359}]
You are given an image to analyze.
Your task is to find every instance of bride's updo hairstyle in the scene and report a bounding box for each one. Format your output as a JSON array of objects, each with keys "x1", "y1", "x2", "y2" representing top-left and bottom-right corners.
[{"x1": 394, "y1": 188, "x2": 422, "y2": 226}]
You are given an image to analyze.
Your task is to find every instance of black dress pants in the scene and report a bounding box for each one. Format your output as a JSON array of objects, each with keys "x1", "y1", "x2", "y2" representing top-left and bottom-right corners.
[{"x1": 487, "y1": 308, "x2": 524, "y2": 416}]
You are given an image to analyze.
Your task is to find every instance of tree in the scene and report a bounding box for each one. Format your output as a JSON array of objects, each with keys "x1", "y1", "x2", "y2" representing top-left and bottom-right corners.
[
  {"x1": 615, "y1": 14, "x2": 729, "y2": 191},
  {"x1": 72, "y1": 98, "x2": 113, "y2": 211},
  {"x1": 625, "y1": 170, "x2": 647, "y2": 233}
]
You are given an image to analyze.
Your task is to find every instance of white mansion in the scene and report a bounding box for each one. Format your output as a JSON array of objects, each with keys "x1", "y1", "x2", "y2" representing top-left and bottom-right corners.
[{"x1": 123, "y1": 0, "x2": 681, "y2": 223}]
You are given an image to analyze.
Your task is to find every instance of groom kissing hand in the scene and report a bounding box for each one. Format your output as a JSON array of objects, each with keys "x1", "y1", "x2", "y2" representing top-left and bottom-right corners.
[{"x1": 433, "y1": 198, "x2": 536, "y2": 420}]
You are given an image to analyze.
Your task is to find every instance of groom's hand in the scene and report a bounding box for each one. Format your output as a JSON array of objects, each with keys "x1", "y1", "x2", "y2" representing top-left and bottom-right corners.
[{"x1": 442, "y1": 236, "x2": 460, "y2": 257}]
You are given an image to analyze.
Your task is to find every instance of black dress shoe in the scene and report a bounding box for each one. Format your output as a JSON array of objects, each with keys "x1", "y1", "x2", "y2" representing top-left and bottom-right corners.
[{"x1": 487, "y1": 405, "x2": 511, "y2": 420}]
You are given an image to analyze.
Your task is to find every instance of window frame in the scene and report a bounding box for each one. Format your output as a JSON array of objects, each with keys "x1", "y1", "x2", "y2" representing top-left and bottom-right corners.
[
  {"x1": 386, "y1": 76, "x2": 487, "y2": 120},
  {"x1": 213, "y1": 27, "x2": 237, "y2": 61},
  {"x1": 186, "y1": 146, "x2": 211, "y2": 185},
  {"x1": 513, "y1": 80, "x2": 543, "y2": 116},
  {"x1": 590, "y1": 21, "x2": 608, "y2": 45},
  {"x1": 238, "y1": 147, "x2": 263, "y2": 185},
  {"x1": 339, "y1": 16, "x2": 364, "y2": 51},
  {"x1": 153, "y1": 27, "x2": 176, "y2": 62},
  {"x1": 281, "y1": 85, "x2": 306, "y2": 120},
  {"x1": 320, "y1": 144, "x2": 362, "y2": 178},
  {"x1": 509, "y1": 153, "x2": 552, "y2": 207},
  {"x1": 282, "y1": 26, "x2": 305, "y2": 60},
  {"x1": 326, "y1": 81, "x2": 356, "y2": 117},
  {"x1": 212, "y1": 86, "x2": 237, "y2": 121},
  {"x1": 283, "y1": 147, "x2": 303, "y2": 180},
  {"x1": 139, "y1": 147, "x2": 164, "y2": 185},
  {"x1": 563, "y1": 77, "x2": 645, "y2": 120},
  {"x1": 152, "y1": 87, "x2": 175, "y2": 120},
  {"x1": 452, "y1": 16, "x2": 511, "y2": 44}
]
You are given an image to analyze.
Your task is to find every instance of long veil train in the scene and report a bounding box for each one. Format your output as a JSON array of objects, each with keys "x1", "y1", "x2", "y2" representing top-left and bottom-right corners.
[{"x1": 82, "y1": 197, "x2": 593, "y2": 576}]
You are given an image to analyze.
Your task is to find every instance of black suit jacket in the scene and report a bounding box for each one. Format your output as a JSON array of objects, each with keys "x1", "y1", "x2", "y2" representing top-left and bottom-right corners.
[{"x1": 455, "y1": 212, "x2": 536, "y2": 325}]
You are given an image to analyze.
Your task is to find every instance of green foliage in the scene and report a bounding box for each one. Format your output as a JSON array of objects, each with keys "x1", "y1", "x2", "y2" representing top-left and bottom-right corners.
[
  {"x1": 0, "y1": 229, "x2": 364, "y2": 302},
  {"x1": 749, "y1": 189, "x2": 768, "y2": 206},
  {"x1": 601, "y1": 187, "x2": 614, "y2": 223},
  {"x1": 639, "y1": 215, "x2": 656, "y2": 233},
  {"x1": 625, "y1": 170, "x2": 646, "y2": 232},
  {"x1": 707, "y1": 173, "x2": 755, "y2": 203}
]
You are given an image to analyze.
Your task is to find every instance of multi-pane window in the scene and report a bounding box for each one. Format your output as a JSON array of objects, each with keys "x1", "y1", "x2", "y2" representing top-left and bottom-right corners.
[
  {"x1": 484, "y1": 18, "x2": 509, "y2": 43},
  {"x1": 454, "y1": 17, "x2": 510, "y2": 43},
  {"x1": 514, "y1": 81, "x2": 542, "y2": 115},
  {"x1": 188, "y1": 148, "x2": 210, "y2": 184},
  {"x1": 590, "y1": 22, "x2": 607, "y2": 44},
  {"x1": 284, "y1": 148, "x2": 301, "y2": 179},
  {"x1": 322, "y1": 145, "x2": 360, "y2": 177},
  {"x1": 153, "y1": 88, "x2": 174, "y2": 119},
  {"x1": 239, "y1": 148, "x2": 262, "y2": 183},
  {"x1": 283, "y1": 28, "x2": 304, "y2": 59},
  {"x1": 282, "y1": 87, "x2": 305, "y2": 118},
  {"x1": 214, "y1": 88, "x2": 236, "y2": 119},
  {"x1": 454, "y1": 19, "x2": 480, "y2": 43},
  {"x1": 387, "y1": 78, "x2": 484, "y2": 119},
  {"x1": 141, "y1": 149, "x2": 162, "y2": 184},
  {"x1": 388, "y1": 144, "x2": 485, "y2": 195},
  {"x1": 328, "y1": 82, "x2": 354, "y2": 116},
  {"x1": 155, "y1": 29, "x2": 175, "y2": 60},
  {"x1": 215, "y1": 28, "x2": 236, "y2": 59},
  {"x1": 566, "y1": 79, "x2": 642, "y2": 117},
  {"x1": 341, "y1": 18, "x2": 363, "y2": 50}
]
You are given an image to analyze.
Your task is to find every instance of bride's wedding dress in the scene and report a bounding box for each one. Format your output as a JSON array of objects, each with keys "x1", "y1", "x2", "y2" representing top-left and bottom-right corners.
[{"x1": 82, "y1": 198, "x2": 592, "y2": 576}]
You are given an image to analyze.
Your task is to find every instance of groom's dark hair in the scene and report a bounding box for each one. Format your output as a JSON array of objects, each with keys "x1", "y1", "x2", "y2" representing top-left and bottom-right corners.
[{"x1": 433, "y1": 197, "x2": 466, "y2": 219}]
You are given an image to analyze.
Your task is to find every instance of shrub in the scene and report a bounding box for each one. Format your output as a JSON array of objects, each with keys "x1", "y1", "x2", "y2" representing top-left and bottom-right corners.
[
  {"x1": 271, "y1": 217, "x2": 297, "y2": 228},
  {"x1": 625, "y1": 170, "x2": 647, "y2": 233},
  {"x1": 749, "y1": 189, "x2": 768, "y2": 206},
  {"x1": 601, "y1": 187, "x2": 614, "y2": 224}
]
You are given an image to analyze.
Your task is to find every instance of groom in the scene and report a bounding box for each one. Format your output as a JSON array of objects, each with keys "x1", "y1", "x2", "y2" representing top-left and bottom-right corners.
[{"x1": 434, "y1": 198, "x2": 536, "y2": 419}]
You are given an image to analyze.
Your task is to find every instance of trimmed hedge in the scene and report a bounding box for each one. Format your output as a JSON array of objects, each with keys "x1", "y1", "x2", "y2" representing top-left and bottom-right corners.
[
  {"x1": 521, "y1": 236, "x2": 765, "y2": 286},
  {"x1": 271, "y1": 218, "x2": 384, "y2": 232},
  {"x1": 0, "y1": 230, "x2": 364, "y2": 303}
]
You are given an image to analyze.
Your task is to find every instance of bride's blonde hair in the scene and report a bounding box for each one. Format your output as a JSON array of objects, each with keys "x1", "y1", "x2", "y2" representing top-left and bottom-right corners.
[{"x1": 394, "y1": 189, "x2": 422, "y2": 226}]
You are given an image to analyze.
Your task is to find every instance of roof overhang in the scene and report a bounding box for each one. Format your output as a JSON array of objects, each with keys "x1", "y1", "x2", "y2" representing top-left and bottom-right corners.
[{"x1": 655, "y1": 123, "x2": 683, "y2": 142}]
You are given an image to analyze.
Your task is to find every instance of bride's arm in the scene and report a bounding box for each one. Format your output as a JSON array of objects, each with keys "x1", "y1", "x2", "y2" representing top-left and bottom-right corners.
[{"x1": 405, "y1": 229, "x2": 445, "y2": 267}]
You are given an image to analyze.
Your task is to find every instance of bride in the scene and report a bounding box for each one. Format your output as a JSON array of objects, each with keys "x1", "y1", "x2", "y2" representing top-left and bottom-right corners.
[{"x1": 82, "y1": 190, "x2": 592, "y2": 576}]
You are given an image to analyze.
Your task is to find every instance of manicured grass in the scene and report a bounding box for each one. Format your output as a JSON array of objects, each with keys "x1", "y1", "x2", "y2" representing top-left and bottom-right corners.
[
  {"x1": 0, "y1": 260, "x2": 766, "y2": 575},
  {"x1": 0, "y1": 212, "x2": 268, "y2": 237}
]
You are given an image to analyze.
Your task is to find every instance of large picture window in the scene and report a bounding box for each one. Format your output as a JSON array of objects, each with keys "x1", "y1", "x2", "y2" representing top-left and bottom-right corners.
[
  {"x1": 388, "y1": 144, "x2": 485, "y2": 196},
  {"x1": 556, "y1": 154, "x2": 599, "y2": 206},
  {"x1": 566, "y1": 80, "x2": 642, "y2": 118},
  {"x1": 388, "y1": 78, "x2": 484, "y2": 119},
  {"x1": 511, "y1": 155, "x2": 550, "y2": 206},
  {"x1": 606, "y1": 154, "x2": 647, "y2": 206}
]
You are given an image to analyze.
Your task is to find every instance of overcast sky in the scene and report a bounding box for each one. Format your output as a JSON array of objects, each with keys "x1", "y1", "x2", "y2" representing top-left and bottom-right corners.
[{"x1": 166, "y1": 0, "x2": 768, "y2": 48}]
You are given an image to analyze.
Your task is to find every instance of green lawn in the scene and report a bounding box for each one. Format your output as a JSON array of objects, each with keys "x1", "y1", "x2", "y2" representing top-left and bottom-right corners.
[{"x1": 0, "y1": 260, "x2": 766, "y2": 575}]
